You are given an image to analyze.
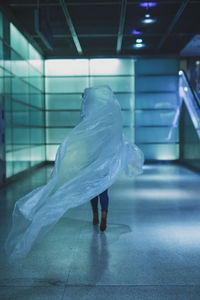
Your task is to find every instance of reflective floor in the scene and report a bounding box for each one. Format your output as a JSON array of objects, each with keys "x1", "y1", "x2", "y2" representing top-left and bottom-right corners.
[{"x1": 1, "y1": 164, "x2": 200, "y2": 299}]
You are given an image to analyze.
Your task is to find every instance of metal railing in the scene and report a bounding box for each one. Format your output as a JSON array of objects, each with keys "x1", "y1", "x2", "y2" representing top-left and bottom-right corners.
[{"x1": 167, "y1": 69, "x2": 200, "y2": 140}]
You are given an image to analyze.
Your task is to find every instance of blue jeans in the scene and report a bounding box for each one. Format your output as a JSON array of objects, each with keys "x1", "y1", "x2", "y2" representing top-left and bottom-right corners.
[{"x1": 90, "y1": 190, "x2": 109, "y2": 212}]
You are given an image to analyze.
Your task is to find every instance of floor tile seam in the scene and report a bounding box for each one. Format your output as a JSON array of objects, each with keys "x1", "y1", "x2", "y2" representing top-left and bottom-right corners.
[
  {"x1": 61, "y1": 286, "x2": 67, "y2": 300},
  {"x1": 1, "y1": 283, "x2": 200, "y2": 288},
  {"x1": 63, "y1": 284, "x2": 200, "y2": 287},
  {"x1": 0, "y1": 284, "x2": 65, "y2": 288},
  {"x1": 0, "y1": 278, "x2": 66, "y2": 283},
  {"x1": 64, "y1": 223, "x2": 86, "y2": 284}
]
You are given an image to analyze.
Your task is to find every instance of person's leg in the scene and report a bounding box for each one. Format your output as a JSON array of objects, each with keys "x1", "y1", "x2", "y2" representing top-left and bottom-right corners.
[
  {"x1": 99, "y1": 190, "x2": 109, "y2": 211},
  {"x1": 90, "y1": 196, "x2": 98, "y2": 212},
  {"x1": 90, "y1": 196, "x2": 99, "y2": 225},
  {"x1": 99, "y1": 190, "x2": 109, "y2": 231}
]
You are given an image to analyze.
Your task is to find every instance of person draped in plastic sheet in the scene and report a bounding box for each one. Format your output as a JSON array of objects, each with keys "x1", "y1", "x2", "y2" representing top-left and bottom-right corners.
[
  {"x1": 5, "y1": 85, "x2": 144, "y2": 263},
  {"x1": 81, "y1": 92, "x2": 108, "y2": 231}
]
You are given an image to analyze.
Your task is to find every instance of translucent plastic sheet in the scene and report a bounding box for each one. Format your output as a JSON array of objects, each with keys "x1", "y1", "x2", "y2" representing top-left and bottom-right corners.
[{"x1": 5, "y1": 86, "x2": 144, "y2": 263}]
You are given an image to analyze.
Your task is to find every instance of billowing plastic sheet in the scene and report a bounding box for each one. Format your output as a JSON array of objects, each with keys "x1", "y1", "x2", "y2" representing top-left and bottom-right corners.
[{"x1": 5, "y1": 86, "x2": 144, "y2": 263}]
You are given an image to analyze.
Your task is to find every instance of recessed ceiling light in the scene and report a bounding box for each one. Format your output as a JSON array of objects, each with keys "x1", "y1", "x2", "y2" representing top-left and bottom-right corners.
[
  {"x1": 140, "y1": 2, "x2": 157, "y2": 8},
  {"x1": 133, "y1": 43, "x2": 146, "y2": 49},
  {"x1": 136, "y1": 38, "x2": 143, "y2": 43},
  {"x1": 142, "y1": 15, "x2": 157, "y2": 24},
  {"x1": 131, "y1": 29, "x2": 143, "y2": 35}
]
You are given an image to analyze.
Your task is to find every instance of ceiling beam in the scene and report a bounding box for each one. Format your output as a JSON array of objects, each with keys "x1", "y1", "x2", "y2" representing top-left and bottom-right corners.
[
  {"x1": 59, "y1": 0, "x2": 83, "y2": 55},
  {"x1": 9, "y1": 1, "x2": 121, "y2": 7},
  {"x1": 32, "y1": 33, "x2": 195, "y2": 39},
  {"x1": 157, "y1": 0, "x2": 190, "y2": 50},
  {"x1": 116, "y1": 0, "x2": 127, "y2": 54}
]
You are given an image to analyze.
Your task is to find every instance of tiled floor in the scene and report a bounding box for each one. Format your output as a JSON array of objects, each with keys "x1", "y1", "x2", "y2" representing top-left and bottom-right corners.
[{"x1": 1, "y1": 164, "x2": 200, "y2": 299}]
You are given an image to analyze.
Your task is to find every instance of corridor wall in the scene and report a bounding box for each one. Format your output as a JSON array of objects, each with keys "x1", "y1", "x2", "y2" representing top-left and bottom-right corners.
[
  {"x1": 135, "y1": 58, "x2": 179, "y2": 160},
  {"x1": 45, "y1": 59, "x2": 135, "y2": 161},
  {"x1": 0, "y1": 11, "x2": 182, "y2": 186},
  {"x1": 0, "y1": 12, "x2": 5, "y2": 186},
  {"x1": 0, "y1": 12, "x2": 45, "y2": 183},
  {"x1": 179, "y1": 93, "x2": 200, "y2": 171}
]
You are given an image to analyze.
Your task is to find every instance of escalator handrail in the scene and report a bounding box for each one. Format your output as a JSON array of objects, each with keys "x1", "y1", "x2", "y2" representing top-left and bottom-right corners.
[{"x1": 180, "y1": 69, "x2": 200, "y2": 109}]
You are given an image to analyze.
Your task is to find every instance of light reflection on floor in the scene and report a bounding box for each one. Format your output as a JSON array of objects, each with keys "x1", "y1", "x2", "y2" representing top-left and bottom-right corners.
[
  {"x1": 155, "y1": 223, "x2": 200, "y2": 248},
  {"x1": 1, "y1": 163, "x2": 200, "y2": 299}
]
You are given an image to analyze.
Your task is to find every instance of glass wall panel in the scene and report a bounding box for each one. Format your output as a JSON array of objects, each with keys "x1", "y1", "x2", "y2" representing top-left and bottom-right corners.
[
  {"x1": 46, "y1": 94, "x2": 82, "y2": 110},
  {"x1": 1, "y1": 18, "x2": 45, "y2": 180},
  {"x1": 12, "y1": 102, "x2": 29, "y2": 126},
  {"x1": 0, "y1": 12, "x2": 3, "y2": 38},
  {"x1": 0, "y1": 65, "x2": 3, "y2": 94},
  {"x1": 0, "y1": 14, "x2": 4, "y2": 186},
  {"x1": 135, "y1": 75, "x2": 178, "y2": 93},
  {"x1": 6, "y1": 153, "x2": 13, "y2": 178},
  {"x1": 29, "y1": 65, "x2": 44, "y2": 91},
  {"x1": 29, "y1": 44, "x2": 43, "y2": 73},
  {"x1": 30, "y1": 128, "x2": 45, "y2": 144},
  {"x1": 136, "y1": 58, "x2": 179, "y2": 75},
  {"x1": 12, "y1": 77, "x2": 29, "y2": 94},
  {"x1": 12, "y1": 128, "x2": 29, "y2": 145},
  {"x1": 46, "y1": 145, "x2": 59, "y2": 161},
  {"x1": 13, "y1": 148, "x2": 30, "y2": 174},
  {"x1": 135, "y1": 110, "x2": 176, "y2": 126},
  {"x1": 0, "y1": 40, "x2": 3, "y2": 65},
  {"x1": 30, "y1": 88, "x2": 44, "y2": 108},
  {"x1": 139, "y1": 144, "x2": 179, "y2": 160},
  {"x1": 121, "y1": 111, "x2": 133, "y2": 127},
  {"x1": 46, "y1": 128, "x2": 71, "y2": 144},
  {"x1": 11, "y1": 50, "x2": 29, "y2": 78},
  {"x1": 12, "y1": 93, "x2": 29, "y2": 105},
  {"x1": 135, "y1": 58, "x2": 179, "y2": 160},
  {"x1": 45, "y1": 59, "x2": 89, "y2": 76},
  {"x1": 116, "y1": 93, "x2": 134, "y2": 110},
  {"x1": 46, "y1": 111, "x2": 81, "y2": 127},
  {"x1": 10, "y1": 23, "x2": 29, "y2": 60},
  {"x1": 90, "y1": 76, "x2": 134, "y2": 93},
  {"x1": 30, "y1": 108, "x2": 44, "y2": 126},
  {"x1": 135, "y1": 93, "x2": 178, "y2": 109},
  {"x1": 45, "y1": 77, "x2": 89, "y2": 93},
  {"x1": 4, "y1": 54, "x2": 11, "y2": 72},
  {"x1": 0, "y1": 60, "x2": 2, "y2": 71},
  {"x1": 45, "y1": 59, "x2": 135, "y2": 160},
  {"x1": 90, "y1": 59, "x2": 134, "y2": 76},
  {"x1": 30, "y1": 145, "x2": 45, "y2": 167},
  {"x1": 136, "y1": 127, "x2": 178, "y2": 143}
]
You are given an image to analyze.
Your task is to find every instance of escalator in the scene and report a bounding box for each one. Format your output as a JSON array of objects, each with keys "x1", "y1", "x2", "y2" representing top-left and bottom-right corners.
[{"x1": 170, "y1": 70, "x2": 200, "y2": 170}]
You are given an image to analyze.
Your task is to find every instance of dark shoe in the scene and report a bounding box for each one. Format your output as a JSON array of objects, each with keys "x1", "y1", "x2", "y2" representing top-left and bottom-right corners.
[
  {"x1": 100, "y1": 210, "x2": 107, "y2": 231},
  {"x1": 93, "y1": 211, "x2": 99, "y2": 225}
]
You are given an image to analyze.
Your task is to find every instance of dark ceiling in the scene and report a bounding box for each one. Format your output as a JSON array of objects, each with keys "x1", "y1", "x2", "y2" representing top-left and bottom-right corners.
[{"x1": 2, "y1": 0, "x2": 200, "y2": 58}]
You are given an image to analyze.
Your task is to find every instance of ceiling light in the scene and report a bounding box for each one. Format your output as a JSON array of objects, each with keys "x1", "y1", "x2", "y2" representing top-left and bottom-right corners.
[
  {"x1": 133, "y1": 43, "x2": 146, "y2": 49},
  {"x1": 142, "y1": 14, "x2": 157, "y2": 24},
  {"x1": 131, "y1": 29, "x2": 143, "y2": 35},
  {"x1": 140, "y1": 2, "x2": 157, "y2": 8},
  {"x1": 136, "y1": 38, "x2": 143, "y2": 43}
]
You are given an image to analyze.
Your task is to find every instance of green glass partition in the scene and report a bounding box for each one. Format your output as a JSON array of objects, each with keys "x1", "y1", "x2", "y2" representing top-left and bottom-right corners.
[
  {"x1": 45, "y1": 58, "x2": 135, "y2": 160},
  {"x1": 1, "y1": 19, "x2": 45, "y2": 180}
]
